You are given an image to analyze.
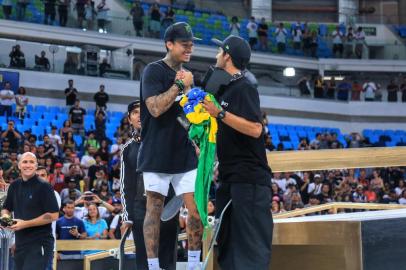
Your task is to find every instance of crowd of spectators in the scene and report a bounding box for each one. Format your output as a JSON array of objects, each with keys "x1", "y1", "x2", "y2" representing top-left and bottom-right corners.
[{"x1": 296, "y1": 76, "x2": 406, "y2": 102}]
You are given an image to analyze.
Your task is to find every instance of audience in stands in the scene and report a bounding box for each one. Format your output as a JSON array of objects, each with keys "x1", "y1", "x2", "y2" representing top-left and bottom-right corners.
[
  {"x1": 58, "y1": 0, "x2": 69, "y2": 27},
  {"x1": 246, "y1": 16, "x2": 258, "y2": 49},
  {"x1": 401, "y1": 77, "x2": 406, "y2": 102},
  {"x1": 387, "y1": 79, "x2": 399, "y2": 102},
  {"x1": 275, "y1": 22, "x2": 288, "y2": 53},
  {"x1": 16, "y1": 0, "x2": 29, "y2": 21},
  {"x1": 93, "y1": 84, "x2": 109, "y2": 111},
  {"x1": 363, "y1": 79, "x2": 378, "y2": 101},
  {"x1": 0, "y1": 82, "x2": 15, "y2": 118},
  {"x1": 229, "y1": 16, "x2": 240, "y2": 36},
  {"x1": 2, "y1": 0, "x2": 12, "y2": 20},
  {"x1": 257, "y1": 17, "x2": 269, "y2": 51},
  {"x1": 99, "y1": 58, "x2": 111, "y2": 77},
  {"x1": 84, "y1": 0, "x2": 97, "y2": 30},
  {"x1": 355, "y1": 27, "x2": 366, "y2": 59},
  {"x1": 149, "y1": 3, "x2": 162, "y2": 38},
  {"x1": 96, "y1": 0, "x2": 110, "y2": 33},
  {"x1": 331, "y1": 25, "x2": 344, "y2": 58},
  {"x1": 129, "y1": 0, "x2": 145, "y2": 37},
  {"x1": 69, "y1": 99, "x2": 86, "y2": 136},
  {"x1": 292, "y1": 24, "x2": 302, "y2": 54},
  {"x1": 64, "y1": 79, "x2": 79, "y2": 106},
  {"x1": 43, "y1": 0, "x2": 56, "y2": 25},
  {"x1": 9, "y1": 45, "x2": 26, "y2": 69},
  {"x1": 35, "y1": 50, "x2": 51, "y2": 71}
]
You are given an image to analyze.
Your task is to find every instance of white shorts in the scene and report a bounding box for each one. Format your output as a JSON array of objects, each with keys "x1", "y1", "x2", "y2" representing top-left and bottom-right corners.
[{"x1": 143, "y1": 169, "x2": 197, "y2": 196}]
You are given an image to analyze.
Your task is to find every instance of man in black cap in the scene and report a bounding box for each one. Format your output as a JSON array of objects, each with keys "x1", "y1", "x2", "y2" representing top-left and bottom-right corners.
[
  {"x1": 138, "y1": 22, "x2": 203, "y2": 270},
  {"x1": 120, "y1": 101, "x2": 178, "y2": 270},
  {"x1": 202, "y1": 35, "x2": 273, "y2": 270}
]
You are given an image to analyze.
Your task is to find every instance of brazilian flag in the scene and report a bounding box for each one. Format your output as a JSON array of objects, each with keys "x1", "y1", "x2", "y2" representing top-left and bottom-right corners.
[{"x1": 180, "y1": 88, "x2": 220, "y2": 229}]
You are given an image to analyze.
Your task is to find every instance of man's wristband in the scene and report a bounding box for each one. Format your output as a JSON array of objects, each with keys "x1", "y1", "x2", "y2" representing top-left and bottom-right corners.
[
  {"x1": 175, "y1": 79, "x2": 185, "y2": 93},
  {"x1": 216, "y1": 109, "x2": 226, "y2": 120}
]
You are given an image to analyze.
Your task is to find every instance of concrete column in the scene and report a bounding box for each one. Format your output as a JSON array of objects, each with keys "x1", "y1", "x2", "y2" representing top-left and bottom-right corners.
[
  {"x1": 251, "y1": 0, "x2": 272, "y2": 21},
  {"x1": 400, "y1": 0, "x2": 406, "y2": 25},
  {"x1": 338, "y1": 0, "x2": 359, "y2": 25}
]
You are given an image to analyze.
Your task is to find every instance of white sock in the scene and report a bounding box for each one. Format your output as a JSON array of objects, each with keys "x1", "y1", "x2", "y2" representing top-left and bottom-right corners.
[
  {"x1": 147, "y1": 258, "x2": 160, "y2": 270},
  {"x1": 188, "y1": 250, "x2": 201, "y2": 270}
]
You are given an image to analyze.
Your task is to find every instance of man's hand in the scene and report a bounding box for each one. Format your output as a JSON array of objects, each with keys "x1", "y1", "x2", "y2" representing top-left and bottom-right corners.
[
  {"x1": 202, "y1": 99, "x2": 222, "y2": 118},
  {"x1": 10, "y1": 219, "x2": 27, "y2": 231},
  {"x1": 69, "y1": 227, "x2": 80, "y2": 237},
  {"x1": 92, "y1": 194, "x2": 102, "y2": 204},
  {"x1": 120, "y1": 221, "x2": 132, "y2": 236}
]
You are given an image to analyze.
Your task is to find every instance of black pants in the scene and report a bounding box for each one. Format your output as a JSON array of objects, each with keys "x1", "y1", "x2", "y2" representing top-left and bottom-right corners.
[
  {"x1": 132, "y1": 198, "x2": 178, "y2": 270},
  {"x1": 215, "y1": 182, "x2": 273, "y2": 270},
  {"x1": 15, "y1": 238, "x2": 53, "y2": 270},
  {"x1": 44, "y1": 3, "x2": 56, "y2": 24},
  {"x1": 58, "y1": 5, "x2": 68, "y2": 26}
]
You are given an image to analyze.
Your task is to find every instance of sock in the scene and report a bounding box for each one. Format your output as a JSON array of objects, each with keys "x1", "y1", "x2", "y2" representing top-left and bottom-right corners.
[
  {"x1": 188, "y1": 250, "x2": 201, "y2": 270},
  {"x1": 147, "y1": 258, "x2": 160, "y2": 270}
]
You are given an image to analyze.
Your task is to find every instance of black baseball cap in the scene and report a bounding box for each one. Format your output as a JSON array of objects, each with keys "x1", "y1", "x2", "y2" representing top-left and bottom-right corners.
[
  {"x1": 164, "y1": 22, "x2": 200, "y2": 42},
  {"x1": 127, "y1": 100, "x2": 140, "y2": 114},
  {"x1": 212, "y1": 35, "x2": 251, "y2": 70}
]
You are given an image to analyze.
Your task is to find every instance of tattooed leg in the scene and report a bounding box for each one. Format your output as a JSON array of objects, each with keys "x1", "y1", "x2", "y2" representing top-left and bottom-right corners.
[
  {"x1": 184, "y1": 192, "x2": 203, "y2": 250},
  {"x1": 143, "y1": 191, "x2": 165, "y2": 258}
]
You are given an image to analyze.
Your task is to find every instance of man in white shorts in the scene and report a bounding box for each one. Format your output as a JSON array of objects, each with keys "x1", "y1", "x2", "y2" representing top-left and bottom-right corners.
[{"x1": 138, "y1": 22, "x2": 203, "y2": 270}]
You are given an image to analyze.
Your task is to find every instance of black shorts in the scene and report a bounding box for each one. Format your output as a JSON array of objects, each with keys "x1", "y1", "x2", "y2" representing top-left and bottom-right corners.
[
  {"x1": 15, "y1": 238, "x2": 53, "y2": 270},
  {"x1": 215, "y1": 182, "x2": 273, "y2": 270}
]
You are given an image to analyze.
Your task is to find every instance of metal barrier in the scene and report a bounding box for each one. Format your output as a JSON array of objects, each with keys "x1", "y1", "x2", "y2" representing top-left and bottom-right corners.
[{"x1": 0, "y1": 228, "x2": 13, "y2": 270}]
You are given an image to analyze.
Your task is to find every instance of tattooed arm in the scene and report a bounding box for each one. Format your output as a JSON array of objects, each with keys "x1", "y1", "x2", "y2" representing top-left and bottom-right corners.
[
  {"x1": 145, "y1": 84, "x2": 180, "y2": 118},
  {"x1": 10, "y1": 212, "x2": 59, "y2": 231},
  {"x1": 143, "y1": 191, "x2": 165, "y2": 257},
  {"x1": 145, "y1": 70, "x2": 194, "y2": 118}
]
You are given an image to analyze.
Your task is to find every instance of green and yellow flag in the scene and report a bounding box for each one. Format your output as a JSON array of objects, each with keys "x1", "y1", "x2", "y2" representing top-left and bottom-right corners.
[{"x1": 179, "y1": 88, "x2": 220, "y2": 229}]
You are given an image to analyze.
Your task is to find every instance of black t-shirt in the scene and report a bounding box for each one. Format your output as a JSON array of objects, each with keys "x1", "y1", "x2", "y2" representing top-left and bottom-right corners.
[
  {"x1": 138, "y1": 60, "x2": 197, "y2": 173},
  {"x1": 64, "y1": 87, "x2": 78, "y2": 106},
  {"x1": 3, "y1": 175, "x2": 59, "y2": 248},
  {"x1": 257, "y1": 23, "x2": 268, "y2": 37},
  {"x1": 94, "y1": 91, "x2": 109, "y2": 107},
  {"x1": 69, "y1": 107, "x2": 86, "y2": 124},
  {"x1": 216, "y1": 77, "x2": 272, "y2": 186}
]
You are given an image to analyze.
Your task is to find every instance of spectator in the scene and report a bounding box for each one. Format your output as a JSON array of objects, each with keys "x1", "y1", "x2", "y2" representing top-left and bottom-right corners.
[
  {"x1": 60, "y1": 120, "x2": 74, "y2": 139},
  {"x1": 48, "y1": 126, "x2": 62, "y2": 156},
  {"x1": 400, "y1": 77, "x2": 406, "y2": 102},
  {"x1": 35, "y1": 50, "x2": 51, "y2": 71},
  {"x1": 108, "y1": 199, "x2": 126, "y2": 239},
  {"x1": 229, "y1": 16, "x2": 240, "y2": 36},
  {"x1": 16, "y1": 0, "x2": 29, "y2": 21},
  {"x1": 1, "y1": 0, "x2": 12, "y2": 20},
  {"x1": 364, "y1": 184, "x2": 378, "y2": 203},
  {"x1": 302, "y1": 28, "x2": 312, "y2": 57},
  {"x1": 84, "y1": 132, "x2": 100, "y2": 151},
  {"x1": 345, "y1": 27, "x2": 354, "y2": 58},
  {"x1": 64, "y1": 79, "x2": 78, "y2": 106},
  {"x1": 264, "y1": 135, "x2": 275, "y2": 152},
  {"x1": 76, "y1": 0, "x2": 86, "y2": 28},
  {"x1": 292, "y1": 24, "x2": 302, "y2": 54},
  {"x1": 44, "y1": 0, "x2": 56, "y2": 25},
  {"x1": 97, "y1": 180, "x2": 112, "y2": 202},
  {"x1": 257, "y1": 17, "x2": 268, "y2": 51},
  {"x1": 387, "y1": 79, "x2": 399, "y2": 102},
  {"x1": 96, "y1": 0, "x2": 110, "y2": 32},
  {"x1": 96, "y1": 139, "x2": 109, "y2": 163},
  {"x1": 363, "y1": 79, "x2": 377, "y2": 101},
  {"x1": 337, "y1": 80, "x2": 352, "y2": 101},
  {"x1": 95, "y1": 109, "x2": 106, "y2": 141},
  {"x1": 60, "y1": 178, "x2": 82, "y2": 204},
  {"x1": 63, "y1": 54, "x2": 79, "y2": 74},
  {"x1": 58, "y1": 0, "x2": 69, "y2": 26},
  {"x1": 43, "y1": 135, "x2": 56, "y2": 158},
  {"x1": 370, "y1": 169, "x2": 384, "y2": 193},
  {"x1": 129, "y1": 0, "x2": 145, "y2": 37},
  {"x1": 331, "y1": 25, "x2": 344, "y2": 58},
  {"x1": 99, "y1": 58, "x2": 111, "y2": 77},
  {"x1": 82, "y1": 203, "x2": 109, "y2": 247},
  {"x1": 354, "y1": 27, "x2": 365, "y2": 59},
  {"x1": 308, "y1": 174, "x2": 323, "y2": 195},
  {"x1": 0, "y1": 82, "x2": 15, "y2": 118},
  {"x1": 161, "y1": 10, "x2": 175, "y2": 35},
  {"x1": 93, "y1": 84, "x2": 109, "y2": 111},
  {"x1": 399, "y1": 190, "x2": 406, "y2": 205},
  {"x1": 275, "y1": 22, "x2": 287, "y2": 53},
  {"x1": 246, "y1": 16, "x2": 258, "y2": 49},
  {"x1": 62, "y1": 131, "x2": 76, "y2": 152},
  {"x1": 69, "y1": 99, "x2": 86, "y2": 135},
  {"x1": 297, "y1": 76, "x2": 311, "y2": 96},
  {"x1": 84, "y1": 0, "x2": 96, "y2": 30},
  {"x1": 87, "y1": 155, "x2": 107, "y2": 188},
  {"x1": 56, "y1": 201, "x2": 87, "y2": 257},
  {"x1": 310, "y1": 31, "x2": 318, "y2": 58},
  {"x1": 313, "y1": 75, "x2": 324, "y2": 98},
  {"x1": 81, "y1": 145, "x2": 97, "y2": 174},
  {"x1": 1, "y1": 121, "x2": 21, "y2": 151},
  {"x1": 14, "y1": 86, "x2": 28, "y2": 119},
  {"x1": 352, "y1": 184, "x2": 366, "y2": 203},
  {"x1": 9, "y1": 45, "x2": 26, "y2": 68},
  {"x1": 149, "y1": 3, "x2": 161, "y2": 38},
  {"x1": 351, "y1": 80, "x2": 362, "y2": 101}
]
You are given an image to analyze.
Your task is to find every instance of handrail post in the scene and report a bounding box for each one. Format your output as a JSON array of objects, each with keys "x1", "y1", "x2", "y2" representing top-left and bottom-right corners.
[{"x1": 203, "y1": 227, "x2": 213, "y2": 270}]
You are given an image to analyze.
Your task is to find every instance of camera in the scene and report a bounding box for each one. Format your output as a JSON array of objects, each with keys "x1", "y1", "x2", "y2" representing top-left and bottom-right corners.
[
  {"x1": 84, "y1": 191, "x2": 94, "y2": 201},
  {"x1": 0, "y1": 216, "x2": 16, "y2": 227}
]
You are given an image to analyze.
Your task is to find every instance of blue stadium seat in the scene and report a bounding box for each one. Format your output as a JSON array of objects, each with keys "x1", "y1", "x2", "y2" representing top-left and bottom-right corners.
[
  {"x1": 42, "y1": 112, "x2": 56, "y2": 121},
  {"x1": 26, "y1": 105, "x2": 34, "y2": 112},
  {"x1": 1, "y1": 123, "x2": 7, "y2": 131},
  {"x1": 57, "y1": 113, "x2": 68, "y2": 121},
  {"x1": 48, "y1": 107, "x2": 60, "y2": 114},
  {"x1": 0, "y1": 116, "x2": 6, "y2": 124},
  {"x1": 31, "y1": 126, "x2": 45, "y2": 137},
  {"x1": 35, "y1": 105, "x2": 47, "y2": 113},
  {"x1": 29, "y1": 111, "x2": 42, "y2": 120},
  {"x1": 282, "y1": 141, "x2": 293, "y2": 150},
  {"x1": 73, "y1": 135, "x2": 83, "y2": 146}
]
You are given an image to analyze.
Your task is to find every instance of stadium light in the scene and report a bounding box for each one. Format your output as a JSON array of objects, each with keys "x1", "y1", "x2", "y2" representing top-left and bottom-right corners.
[{"x1": 283, "y1": 67, "x2": 295, "y2": 77}]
